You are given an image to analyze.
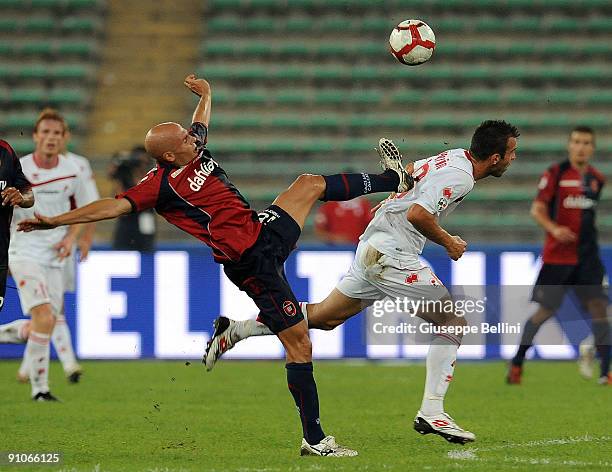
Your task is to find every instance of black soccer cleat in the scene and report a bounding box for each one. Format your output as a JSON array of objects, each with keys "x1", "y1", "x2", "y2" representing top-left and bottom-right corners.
[
  {"x1": 33, "y1": 391, "x2": 61, "y2": 402},
  {"x1": 67, "y1": 370, "x2": 82, "y2": 384}
]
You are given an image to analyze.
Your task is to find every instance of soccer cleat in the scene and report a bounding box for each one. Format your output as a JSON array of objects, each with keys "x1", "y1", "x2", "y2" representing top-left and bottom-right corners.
[
  {"x1": 377, "y1": 138, "x2": 414, "y2": 193},
  {"x1": 300, "y1": 436, "x2": 358, "y2": 457},
  {"x1": 506, "y1": 363, "x2": 522, "y2": 385},
  {"x1": 413, "y1": 411, "x2": 475, "y2": 445},
  {"x1": 33, "y1": 391, "x2": 60, "y2": 402},
  {"x1": 577, "y1": 338, "x2": 595, "y2": 379},
  {"x1": 67, "y1": 368, "x2": 83, "y2": 384},
  {"x1": 203, "y1": 316, "x2": 237, "y2": 371},
  {"x1": 597, "y1": 374, "x2": 611, "y2": 386}
]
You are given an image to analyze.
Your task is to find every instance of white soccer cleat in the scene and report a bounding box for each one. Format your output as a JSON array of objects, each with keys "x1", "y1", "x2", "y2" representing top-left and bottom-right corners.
[
  {"x1": 414, "y1": 411, "x2": 476, "y2": 444},
  {"x1": 300, "y1": 436, "x2": 358, "y2": 457},
  {"x1": 377, "y1": 138, "x2": 414, "y2": 193},
  {"x1": 578, "y1": 336, "x2": 595, "y2": 379},
  {"x1": 202, "y1": 316, "x2": 238, "y2": 371}
]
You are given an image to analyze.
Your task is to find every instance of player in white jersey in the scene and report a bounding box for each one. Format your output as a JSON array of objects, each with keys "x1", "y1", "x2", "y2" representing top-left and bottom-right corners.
[
  {"x1": 204, "y1": 120, "x2": 520, "y2": 444},
  {"x1": 1, "y1": 109, "x2": 94, "y2": 401},
  {"x1": 13, "y1": 131, "x2": 101, "y2": 384}
]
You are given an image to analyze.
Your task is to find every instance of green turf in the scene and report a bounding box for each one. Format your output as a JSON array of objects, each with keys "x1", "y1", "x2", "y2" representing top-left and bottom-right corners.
[{"x1": 0, "y1": 360, "x2": 609, "y2": 471}]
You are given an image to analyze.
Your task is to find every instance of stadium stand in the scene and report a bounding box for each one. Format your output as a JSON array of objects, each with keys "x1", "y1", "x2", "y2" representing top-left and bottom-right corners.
[
  {"x1": 0, "y1": 0, "x2": 107, "y2": 155},
  {"x1": 199, "y1": 0, "x2": 612, "y2": 243}
]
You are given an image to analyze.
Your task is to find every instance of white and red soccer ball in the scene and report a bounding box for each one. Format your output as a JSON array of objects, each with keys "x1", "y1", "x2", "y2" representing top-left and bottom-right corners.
[{"x1": 389, "y1": 19, "x2": 436, "y2": 66}]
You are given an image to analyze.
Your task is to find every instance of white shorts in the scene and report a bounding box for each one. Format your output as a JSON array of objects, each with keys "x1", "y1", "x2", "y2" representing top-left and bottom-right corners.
[
  {"x1": 63, "y1": 251, "x2": 76, "y2": 293},
  {"x1": 336, "y1": 242, "x2": 449, "y2": 302},
  {"x1": 9, "y1": 260, "x2": 64, "y2": 315}
]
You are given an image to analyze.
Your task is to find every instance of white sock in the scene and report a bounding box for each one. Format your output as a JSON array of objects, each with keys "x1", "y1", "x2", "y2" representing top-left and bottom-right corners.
[
  {"x1": 52, "y1": 314, "x2": 79, "y2": 374},
  {"x1": 420, "y1": 334, "x2": 460, "y2": 416},
  {"x1": 231, "y1": 303, "x2": 310, "y2": 342},
  {"x1": 0, "y1": 319, "x2": 29, "y2": 343},
  {"x1": 26, "y1": 331, "x2": 51, "y2": 397},
  {"x1": 18, "y1": 351, "x2": 30, "y2": 379}
]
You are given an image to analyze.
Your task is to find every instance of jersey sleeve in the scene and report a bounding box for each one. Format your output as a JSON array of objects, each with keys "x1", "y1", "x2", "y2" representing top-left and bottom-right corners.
[
  {"x1": 75, "y1": 158, "x2": 100, "y2": 204},
  {"x1": 189, "y1": 122, "x2": 208, "y2": 147},
  {"x1": 535, "y1": 165, "x2": 558, "y2": 204},
  {"x1": 413, "y1": 169, "x2": 474, "y2": 216},
  {"x1": 115, "y1": 168, "x2": 162, "y2": 212}
]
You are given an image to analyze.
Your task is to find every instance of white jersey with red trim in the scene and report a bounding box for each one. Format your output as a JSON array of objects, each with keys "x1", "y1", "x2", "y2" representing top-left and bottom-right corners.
[
  {"x1": 361, "y1": 148, "x2": 475, "y2": 266},
  {"x1": 64, "y1": 151, "x2": 100, "y2": 203},
  {"x1": 9, "y1": 154, "x2": 93, "y2": 267}
]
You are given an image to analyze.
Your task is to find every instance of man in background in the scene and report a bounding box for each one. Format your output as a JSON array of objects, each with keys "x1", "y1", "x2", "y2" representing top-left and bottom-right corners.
[
  {"x1": 108, "y1": 146, "x2": 156, "y2": 252},
  {"x1": 508, "y1": 126, "x2": 610, "y2": 386},
  {"x1": 315, "y1": 197, "x2": 372, "y2": 245}
]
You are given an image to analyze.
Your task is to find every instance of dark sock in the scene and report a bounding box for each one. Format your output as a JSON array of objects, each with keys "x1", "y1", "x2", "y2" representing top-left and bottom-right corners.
[
  {"x1": 322, "y1": 170, "x2": 399, "y2": 201},
  {"x1": 592, "y1": 320, "x2": 611, "y2": 378},
  {"x1": 286, "y1": 362, "x2": 326, "y2": 445},
  {"x1": 512, "y1": 319, "x2": 541, "y2": 366}
]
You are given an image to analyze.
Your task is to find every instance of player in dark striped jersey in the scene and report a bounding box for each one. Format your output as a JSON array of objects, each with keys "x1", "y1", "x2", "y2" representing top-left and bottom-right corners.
[
  {"x1": 18, "y1": 74, "x2": 413, "y2": 456},
  {"x1": 508, "y1": 126, "x2": 610, "y2": 386},
  {"x1": 0, "y1": 140, "x2": 34, "y2": 308}
]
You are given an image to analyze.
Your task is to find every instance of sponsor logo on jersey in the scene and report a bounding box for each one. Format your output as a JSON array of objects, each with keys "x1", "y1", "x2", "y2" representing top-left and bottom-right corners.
[
  {"x1": 563, "y1": 195, "x2": 595, "y2": 209},
  {"x1": 188, "y1": 159, "x2": 217, "y2": 192},
  {"x1": 0, "y1": 181, "x2": 6, "y2": 191}
]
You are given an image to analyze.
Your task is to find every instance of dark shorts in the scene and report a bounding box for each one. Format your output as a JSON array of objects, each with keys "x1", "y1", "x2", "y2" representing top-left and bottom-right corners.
[
  {"x1": 223, "y1": 205, "x2": 303, "y2": 334},
  {"x1": 531, "y1": 257, "x2": 608, "y2": 311},
  {"x1": 0, "y1": 265, "x2": 6, "y2": 311}
]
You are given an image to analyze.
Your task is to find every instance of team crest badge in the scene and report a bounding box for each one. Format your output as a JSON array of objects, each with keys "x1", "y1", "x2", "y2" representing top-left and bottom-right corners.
[{"x1": 283, "y1": 301, "x2": 297, "y2": 317}]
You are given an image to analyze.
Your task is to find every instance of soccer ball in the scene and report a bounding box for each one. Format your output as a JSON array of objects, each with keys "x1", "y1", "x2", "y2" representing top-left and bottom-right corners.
[{"x1": 389, "y1": 19, "x2": 436, "y2": 66}]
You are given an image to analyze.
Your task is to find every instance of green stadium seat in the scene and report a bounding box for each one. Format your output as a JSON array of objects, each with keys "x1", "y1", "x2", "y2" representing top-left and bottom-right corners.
[
  {"x1": 30, "y1": 0, "x2": 62, "y2": 8},
  {"x1": 0, "y1": 42, "x2": 12, "y2": 55},
  {"x1": 245, "y1": 17, "x2": 275, "y2": 32},
  {"x1": 207, "y1": 17, "x2": 240, "y2": 32},
  {"x1": 53, "y1": 64, "x2": 90, "y2": 80},
  {"x1": 548, "y1": 18, "x2": 579, "y2": 32},
  {"x1": 21, "y1": 42, "x2": 53, "y2": 55},
  {"x1": 277, "y1": 90, "x2": 307, "y2": 105},
  {"x1": 588, "y1": 17, "x2": 612, "y2": 32},
  {"x1": 314, "y1": 90, "x2": 347, "y2": 104},
  {"x1": 58, "y1": 41, "x2": 98, "y2": 56},
  {"x1": 235, "y1": 90, "x2": 267, "y2": 104},
  {"x1": 285, "y1": 17, "x2": 314, "y2": 32},
  {"x1": 24, "y1": 17, "x2": 55, "y2": 33},
  {"x1": 48, "y1": 88, "x2": 86, "y2": 104},
  {"x1": 393, "y1": 89, "x2": 425, "y2": 104},
  {"x1": 61, "y1": 17, "x2": 100, "y2": 33},
  {"x1": 9, "y1": 88, "x2": 45, "y2": 104}
]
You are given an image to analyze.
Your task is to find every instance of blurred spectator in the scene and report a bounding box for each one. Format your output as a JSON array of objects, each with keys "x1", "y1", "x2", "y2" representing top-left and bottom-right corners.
[
  {"x1": 108, "y1": 146, "x2": 156, "y2": 252},
  {"x1": 315, "y1": 197, "x2": 373, "y2": 245}
]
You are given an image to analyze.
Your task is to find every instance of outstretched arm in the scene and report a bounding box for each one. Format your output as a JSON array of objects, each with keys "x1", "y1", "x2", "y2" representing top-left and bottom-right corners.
[
  {"x1": 184, "y1": 74, "x2": 211, "y2": 127},
  {"x1": 18, "y1": 198, "x2": 133, "y2": 232}
]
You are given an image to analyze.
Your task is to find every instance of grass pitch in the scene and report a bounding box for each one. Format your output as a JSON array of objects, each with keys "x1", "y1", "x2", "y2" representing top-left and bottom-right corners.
[{"x1": 1, "y1": 360, "x2": 610, "y2": 471}]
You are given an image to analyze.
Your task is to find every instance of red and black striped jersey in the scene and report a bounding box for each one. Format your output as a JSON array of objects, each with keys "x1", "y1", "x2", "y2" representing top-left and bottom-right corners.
[
  {"x1": 0, "y1": 140, "x2": 31, "y2": 267},
  {"x1": 117, "y1": 123, "x2": 261, "y2": 263},
  {"x1": 535, "y1": 160, "x2": 605, "y2": 265}
]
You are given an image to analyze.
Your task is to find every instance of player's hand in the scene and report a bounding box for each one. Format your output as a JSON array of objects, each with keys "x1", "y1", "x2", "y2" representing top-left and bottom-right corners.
[
  {"x1": 54, "y1": 234, "x2": 76, "y2": 261},
  {"x1": 551, "y1": 225, "x2": 577, "y2": 244},
  {"x1": 1, "y1": 187, "x2": 24, "y2": 207},
  {"x1": 445, "y1": 235, "x2": 467, "y2": 261},
  {"x1": 17, "y1": 213, "x2": 58, "y2": 232},
  {"x1": 78, "y1": 237, "x2": 93, "y2": 262},
  {"x1": 184, "y1": 74, "x2": 210, "y2": 97}
]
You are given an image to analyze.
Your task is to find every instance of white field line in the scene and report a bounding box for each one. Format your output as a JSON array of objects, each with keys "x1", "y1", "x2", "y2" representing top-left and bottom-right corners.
[{"x1": 447, "y1": 434, "x2": 611, "y2": 463}]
